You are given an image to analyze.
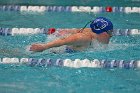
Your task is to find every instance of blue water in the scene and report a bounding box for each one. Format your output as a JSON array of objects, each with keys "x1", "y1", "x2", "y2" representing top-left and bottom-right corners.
[
  {"x1": 0, "y1": 65, "x2": 140, "y2": 93},
  {"x1": 0, "y1": 12, "x2": 140, "y2": 60},
  {"x1": 0, "y1": 0, "x2": 140, "y2": 6},
  {"x1": 0, "y1": 2, "x2": 140, "y2": 93}
]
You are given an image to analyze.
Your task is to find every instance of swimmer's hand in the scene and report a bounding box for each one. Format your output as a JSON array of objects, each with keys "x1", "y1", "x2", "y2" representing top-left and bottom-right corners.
[{"x1": 29, "y1": 44, "x2": 47, "y2": 52}]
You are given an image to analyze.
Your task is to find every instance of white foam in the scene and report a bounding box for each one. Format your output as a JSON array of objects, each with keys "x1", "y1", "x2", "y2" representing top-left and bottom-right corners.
[
  {"x1": 87, "y1": 40, "x2": 107, "y2": 52},
  {"x1": 48, "y1": 45, "x2": 66, "y2": 53},
  {"x1": 25, "y1": 45, "x2": 34, "y2": 54},
  {"x1": 86, "y1": 39, "x2": 137, "y2": 53},
  {"x1": 26, "y1": 45, "x2": 31, "y2": 51}
]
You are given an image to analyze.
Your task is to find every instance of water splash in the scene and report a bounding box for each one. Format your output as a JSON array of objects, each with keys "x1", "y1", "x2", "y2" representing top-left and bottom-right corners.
[{"x1": 86, "y1": 39, "x2": 137, "y2": 52}]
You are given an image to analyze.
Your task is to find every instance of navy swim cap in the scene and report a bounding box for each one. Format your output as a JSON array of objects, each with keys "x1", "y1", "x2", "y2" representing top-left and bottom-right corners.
[{"x1": 90, "y1": 17, "x2": 113, "y2": 34}]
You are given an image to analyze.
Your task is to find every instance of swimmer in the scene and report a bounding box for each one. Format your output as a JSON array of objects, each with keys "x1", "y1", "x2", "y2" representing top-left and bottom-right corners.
[{"x1": 30, "y1": 17, "x2": 113, "y2": 52}]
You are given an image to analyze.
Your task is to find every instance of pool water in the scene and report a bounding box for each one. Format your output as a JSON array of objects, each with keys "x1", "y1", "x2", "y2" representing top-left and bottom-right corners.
[
  {"x1": 0, "y1": 65, "x2": 140, "y2": 93},
  {"x1": 0, "y1": 0, "x2": 140, "y2": 6},
  {"x1": 0, "y1": 11, "x2": 140, "y2": 60},
  {"x1": 0, "y1": 1, "x2": 140, "y2": 93}
]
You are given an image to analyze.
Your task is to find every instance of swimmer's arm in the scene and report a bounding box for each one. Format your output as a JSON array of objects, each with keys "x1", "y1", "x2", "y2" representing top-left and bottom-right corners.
[
  {"x1": 30, "y1": 33, "x2": 90, "y2": 52},
  {"x1": 59, "y1": 29, "x2": 80, "y2": 34},
  {"x1": 46, "y1": 34, "x2": 82, "y2": 47},
  {"x1": 59, "y1": 28, "x2": 90, "y2": 34}
]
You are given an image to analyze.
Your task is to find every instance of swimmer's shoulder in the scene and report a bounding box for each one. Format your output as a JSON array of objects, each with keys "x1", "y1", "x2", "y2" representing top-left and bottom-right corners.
[
  {"x1": 83, "y1": 28, "x2": 92, "y2": 32},
  {"x1": 82, "y1": 28, "x2": 96, "y2": 38}
]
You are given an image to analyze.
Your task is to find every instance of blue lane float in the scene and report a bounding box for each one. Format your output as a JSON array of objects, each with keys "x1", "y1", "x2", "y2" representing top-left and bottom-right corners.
[
  {"x1": 0, "y1": 58, "x2": 139, "y2": 69},
  {"x1": 0, "y1": 27, "x2": 140, "y2": 36},
  {"x1": 0, "y1": 5, "x2": 140, "y2": 13},
  {"x1": 0, "y1": 5, "x2": 20, "y2": 11}
]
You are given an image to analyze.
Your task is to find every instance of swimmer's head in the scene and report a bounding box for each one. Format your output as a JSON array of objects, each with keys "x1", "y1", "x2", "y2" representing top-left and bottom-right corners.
[{"x1": 90, "y1": 17, "x2": 113, "y2": 35}]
